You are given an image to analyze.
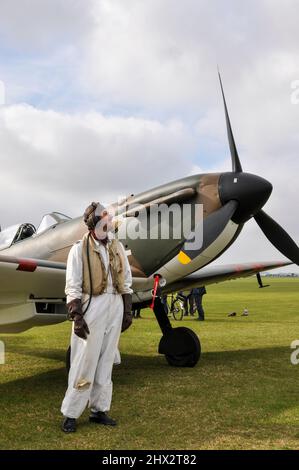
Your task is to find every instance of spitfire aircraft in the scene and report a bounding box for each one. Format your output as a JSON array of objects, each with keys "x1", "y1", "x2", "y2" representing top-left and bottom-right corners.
[{"x1": 0, "y1": 75, "x2": 298, "y2": 367}]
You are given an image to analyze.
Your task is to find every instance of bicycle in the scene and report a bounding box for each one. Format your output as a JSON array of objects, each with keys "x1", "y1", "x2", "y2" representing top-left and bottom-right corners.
[{"x1": 168, "y1": 292, "x2": 188, "y2": 321}]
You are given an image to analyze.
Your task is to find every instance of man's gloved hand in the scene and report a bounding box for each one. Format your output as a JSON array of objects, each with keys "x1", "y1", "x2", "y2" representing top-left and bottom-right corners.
[
  {"x1": 121, "y1": 293, "x2": 133, "y2": 332},
  {"x1": 67, "y1": 299, "x2": 90, "y2": 339},
  {"x1": 67, "y1": 298, "x2": 83, "y2": 320},
  {"x1": 73, "y1": 314, "x2": 90, "y2": 340}
]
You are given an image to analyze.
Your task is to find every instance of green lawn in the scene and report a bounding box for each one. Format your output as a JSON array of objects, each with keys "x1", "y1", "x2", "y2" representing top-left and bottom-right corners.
[{"x1": 0, "y1": 277, "x2": 299, "y2": 450}]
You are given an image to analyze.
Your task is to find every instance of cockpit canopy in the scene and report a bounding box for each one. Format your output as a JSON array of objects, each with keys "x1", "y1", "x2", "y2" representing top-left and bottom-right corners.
[
  {"x1": 0, "y1": 212, "x2": 72, "y2": 250},
  {"x1": 0, "y1": 223, "x2": 36, "y2": 250},
  {"x1": 36, "y1": 212, "x2": 71, "y2": 235}
]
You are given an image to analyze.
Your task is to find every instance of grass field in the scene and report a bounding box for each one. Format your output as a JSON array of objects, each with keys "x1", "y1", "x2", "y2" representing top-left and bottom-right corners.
[{"x1": 0, "y1": 277, "x2": 298, "y2": 450}]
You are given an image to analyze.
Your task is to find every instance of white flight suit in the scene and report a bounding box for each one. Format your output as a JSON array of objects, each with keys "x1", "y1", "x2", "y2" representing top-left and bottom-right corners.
[{"x1": 61, "y1": 234, "x2": 132, "y2": 419}]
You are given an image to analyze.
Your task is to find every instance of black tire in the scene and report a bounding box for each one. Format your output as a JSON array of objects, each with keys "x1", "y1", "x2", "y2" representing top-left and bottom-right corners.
[{"x1": 159, "y1": 327, "x2": 201, "y2": 367}]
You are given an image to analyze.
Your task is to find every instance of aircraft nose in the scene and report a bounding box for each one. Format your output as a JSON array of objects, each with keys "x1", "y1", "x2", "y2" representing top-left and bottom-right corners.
[{"x1": 218, "y1": 172, "x2": 273, "y2": 223}]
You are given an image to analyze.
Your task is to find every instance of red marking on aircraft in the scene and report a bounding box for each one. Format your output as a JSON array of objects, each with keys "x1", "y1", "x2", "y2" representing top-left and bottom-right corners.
[
  {"x1": 234, "y1": 265, "x2": 243, "y2": 272},
  {"x1": 253, "y1": 263, "x2": 264, "y2": 270},
  {"x1": 17, "y1": 260, "x2": 37, "y2": 272}
]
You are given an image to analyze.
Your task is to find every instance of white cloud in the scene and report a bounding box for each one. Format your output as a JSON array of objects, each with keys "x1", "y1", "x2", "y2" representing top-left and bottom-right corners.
[
  {"x1": 0, "y1": 104, "x2": 196, "y2": 227},
  {"x1": 0, "y1": 0, "x2": 94, "y2": 52}
]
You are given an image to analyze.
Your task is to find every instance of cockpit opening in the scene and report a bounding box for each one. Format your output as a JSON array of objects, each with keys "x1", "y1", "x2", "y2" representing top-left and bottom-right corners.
[
  {"x1": 14, "y1": 223, "x2": 36, "y2": 243},
  {"x1": 0, "y1": 223, "x2": 36, "y2": 250}
]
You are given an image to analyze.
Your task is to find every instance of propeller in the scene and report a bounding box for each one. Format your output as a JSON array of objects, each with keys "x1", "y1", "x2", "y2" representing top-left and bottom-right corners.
[
  {"x1": 218, "y1": 72, "x2": 299, "y2": 266},
  {"x1": 218, "y1": 71, "x2": 243, "y2": 173},
  {"x1": 254, "y1": 210, "x2": 299, "y2": 265},
  {"x1": 178, "y1": 72, "x2": 299, "y2": 266}
]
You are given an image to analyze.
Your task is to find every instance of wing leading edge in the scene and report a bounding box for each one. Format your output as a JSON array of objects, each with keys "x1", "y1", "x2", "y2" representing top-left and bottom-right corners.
[{"x1": 165, "y1": 260, "x2": 292, "y2": 292}]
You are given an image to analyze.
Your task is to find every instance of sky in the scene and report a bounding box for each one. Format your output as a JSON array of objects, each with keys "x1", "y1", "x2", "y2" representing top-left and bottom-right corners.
[{"x1": 0, "y1": 0, "x2": 298, "y2": 272}]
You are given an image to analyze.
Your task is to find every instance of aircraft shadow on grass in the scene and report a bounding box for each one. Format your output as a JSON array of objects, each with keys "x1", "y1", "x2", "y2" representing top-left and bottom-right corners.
[{"x1": 0, "y1": 345, "x2": 294, "y2": 387}]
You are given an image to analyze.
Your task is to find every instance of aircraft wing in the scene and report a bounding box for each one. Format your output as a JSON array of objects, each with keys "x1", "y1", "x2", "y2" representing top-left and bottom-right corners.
[
  {"x1": 0, "y1": 254, "x2": 66, "y2": 301},
  {"x1": 165, "y1": 260, "x2": 292, "y2": 292},
  {"x1": 0, "y1": 255, "x2": 292, "y2": 299}
]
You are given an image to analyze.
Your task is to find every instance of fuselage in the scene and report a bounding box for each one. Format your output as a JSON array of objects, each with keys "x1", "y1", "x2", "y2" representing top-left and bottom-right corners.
[
  {"x1": 0, "y1": 169, "x2": 276, "y2": 332},
  {"x1": 0, "y1": 173, "x2": 244, "y2": 301}
]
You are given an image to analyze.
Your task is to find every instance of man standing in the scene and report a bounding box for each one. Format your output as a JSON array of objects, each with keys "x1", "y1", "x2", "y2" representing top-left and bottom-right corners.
[
  {"x1": 61, "y1": 202, "x2": 133, "y2": 433},
  {"x1": 192, "y1": 286, "x2": 207, "y2": 321}
]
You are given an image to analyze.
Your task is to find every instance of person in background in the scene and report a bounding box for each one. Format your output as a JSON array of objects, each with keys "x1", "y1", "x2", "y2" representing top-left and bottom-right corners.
[
  {"x1": 133, "y1": 307, "x2": 142, "y2": 318},
  {"x1": 178, "y1": 291, "x2": 189, "y2": 316},
  {"x1": 188, "y1": 290, "x2": 195, "y2": 316},
  {"x1": 192, "y1": 286, "x2": 207, "y2": 321},
  {"x1": 181, "y1": 290, "x2": 195, "y2": 316}
]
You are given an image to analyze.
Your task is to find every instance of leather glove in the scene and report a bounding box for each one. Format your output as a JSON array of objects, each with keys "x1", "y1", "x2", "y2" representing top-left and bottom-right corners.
[
  {"x1": 121, "y1": 293, "x2": 133, "y2": 332},
  {"x1": 73, "y1": 314, "x2": 90, "y2": 340},
  {"x1": 67, "y1": 298, "x2": 83, "y2": 320},
  {"x1": 67, "y1": 299, "x2": 90, "y2": 339}
]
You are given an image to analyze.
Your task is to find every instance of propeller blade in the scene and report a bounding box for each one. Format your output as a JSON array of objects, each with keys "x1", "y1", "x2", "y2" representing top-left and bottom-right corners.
[
  {"x1": 218, "y1": 71, "x2": 243, "y2": 173},
  {"x1": 178, "y1": 200, "x2": 238, "y2": 264},
  {"x1": 254, "y1": 210, "x2": 299, "y2": 265}
]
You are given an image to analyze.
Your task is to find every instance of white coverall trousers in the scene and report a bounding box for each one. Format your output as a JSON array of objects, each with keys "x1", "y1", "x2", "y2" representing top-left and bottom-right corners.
[{"x1": 61, "y1": 292, "x2": 123, "y2": 419}]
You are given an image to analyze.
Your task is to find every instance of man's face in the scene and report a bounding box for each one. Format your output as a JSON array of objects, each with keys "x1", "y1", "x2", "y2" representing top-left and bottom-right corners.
[
  {"x1": 94, "y1": 208, "x2": 114, "y2": 239},
  {"x1": 100, "y1": 210, "x2": 113, "y2": 233}
]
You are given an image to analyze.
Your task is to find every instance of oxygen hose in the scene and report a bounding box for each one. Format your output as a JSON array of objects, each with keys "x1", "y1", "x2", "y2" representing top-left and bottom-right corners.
[{"x1": 82, "y1": 231, "x2": 93, "y2": 315}]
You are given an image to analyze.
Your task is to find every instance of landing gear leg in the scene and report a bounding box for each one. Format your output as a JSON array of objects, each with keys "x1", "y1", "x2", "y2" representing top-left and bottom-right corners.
[{"x1": 153, "y1": 297, "x2": 201, "y2": 367}]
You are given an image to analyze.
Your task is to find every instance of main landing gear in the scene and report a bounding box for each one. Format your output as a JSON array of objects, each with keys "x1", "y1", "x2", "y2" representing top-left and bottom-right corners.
[{"x1": 153, "y1": 297, "x2": 201, "y2": 367}]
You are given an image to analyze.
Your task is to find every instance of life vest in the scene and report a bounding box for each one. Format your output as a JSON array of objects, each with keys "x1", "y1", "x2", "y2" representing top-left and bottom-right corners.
[{"x1": 81, "y1": 232, "x2": 126, "y2": 295}]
